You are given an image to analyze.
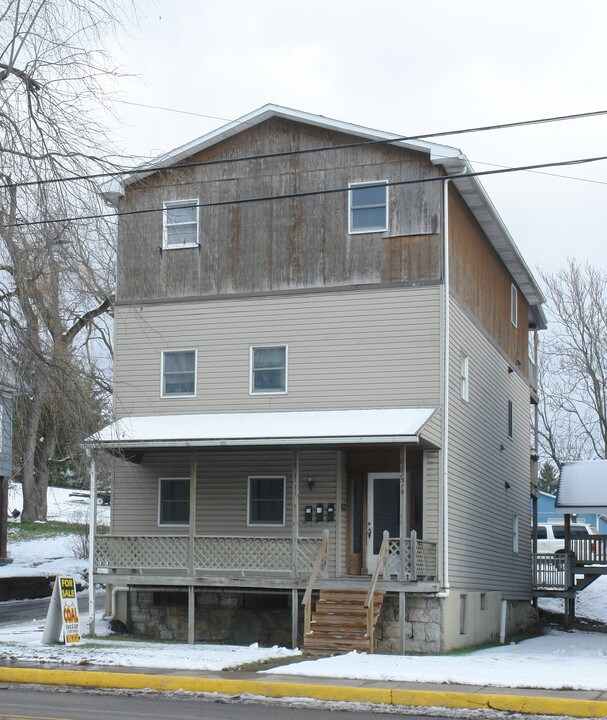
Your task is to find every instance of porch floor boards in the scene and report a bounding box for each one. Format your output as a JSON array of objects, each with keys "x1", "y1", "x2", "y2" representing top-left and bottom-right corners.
[{"x1": 303, "y1": 589, "x2": 384, "y2": 657}]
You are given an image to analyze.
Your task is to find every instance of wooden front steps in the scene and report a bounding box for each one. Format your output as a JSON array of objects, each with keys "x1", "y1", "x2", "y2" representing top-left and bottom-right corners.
[{"x1": 302, "y1": 589, "x2": 385, "y2": 656}]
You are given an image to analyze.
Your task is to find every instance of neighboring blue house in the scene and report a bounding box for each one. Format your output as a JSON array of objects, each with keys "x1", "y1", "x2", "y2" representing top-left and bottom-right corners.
[{"x1": 534, "y1": 489, "x2": 607, "y2": 533}]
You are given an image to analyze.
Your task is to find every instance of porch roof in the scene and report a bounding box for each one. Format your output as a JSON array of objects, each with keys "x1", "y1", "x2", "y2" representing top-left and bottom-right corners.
[
  {"x1": 556, "y1": 460, "x2": 607, "y2": 513},
  {"x1": 87, "y1": 407, "x2": 437, "y2": 450}
]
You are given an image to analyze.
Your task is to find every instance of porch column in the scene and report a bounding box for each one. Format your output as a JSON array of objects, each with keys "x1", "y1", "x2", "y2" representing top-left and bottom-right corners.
[
  {"x1": 399, "y1": 445, "x2": 407, "y2": 580},
  {"x1": 87, "y1": 450, "x2": 98, "y2": 636},
  {"x1": 292, "y1": 447, "x2": 300, "y2": 577},
  {"x1": 187, "y1": 450, "x2": 197, "y2": 644}
]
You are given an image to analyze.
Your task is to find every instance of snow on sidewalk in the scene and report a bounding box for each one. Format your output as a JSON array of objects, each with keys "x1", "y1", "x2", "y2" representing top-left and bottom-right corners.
[{"x1": 265, "y1": 629, "x2": 607, "y2": 692}]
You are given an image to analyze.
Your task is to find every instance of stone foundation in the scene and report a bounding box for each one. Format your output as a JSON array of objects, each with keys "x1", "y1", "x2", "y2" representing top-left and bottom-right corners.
[
  {"x1": 128, "y1": 589, "x2": 296, "y2": 647},
  {"x1": 506, "y1": 598, "x2": 539, "y2": 637},
  {"x1": 374, "y1": 594, "x2": 442, "y2": 654}
]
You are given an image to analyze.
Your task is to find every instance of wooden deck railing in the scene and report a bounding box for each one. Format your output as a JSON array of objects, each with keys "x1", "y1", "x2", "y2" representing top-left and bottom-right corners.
[
  {"x1": 364, "y1": 529, "x2": 390, "y2": 654},
  {"x1": 301, "y1": 529, "x2": 330, "y2": 634},
  {"x1": 95, "y1": 534, "x2": 324, "y2": 576},
  {"x1": 569, "y1": 535, "x2": 607, "y2": 564},
  {"x1": 532, "y1": 552, "x2": 572, "y2": 590}
]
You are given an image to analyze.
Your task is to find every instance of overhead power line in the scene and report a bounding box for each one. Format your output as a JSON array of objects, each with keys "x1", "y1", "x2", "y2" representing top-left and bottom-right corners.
[
  {"x1": 2, "y1": 108, "x2": 607, "y2": 192},
  {"x1": 6, "y1": 153, "x2": 607, "y2": 230}
]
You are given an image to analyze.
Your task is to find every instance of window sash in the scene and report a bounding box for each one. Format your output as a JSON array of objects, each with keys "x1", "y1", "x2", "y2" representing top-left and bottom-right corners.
[
  {"x1": 159, "y1": 478, "x2": 190, "y2": 525},
  {"x1": 251, "y1": 346, "x2": 287, "y2": 393},
  {"x1": 349, "y1": 182, "x2": 388, "y2": 232},
  {"x1": 248, "y1": 476, "x2": 285, "y2": 525},
  {"x1": 164, "y1": 201, "x2": 198, "y2": 248},
  {"x1": 162, "y1": 350, "x2": 196, "y2": 396}
]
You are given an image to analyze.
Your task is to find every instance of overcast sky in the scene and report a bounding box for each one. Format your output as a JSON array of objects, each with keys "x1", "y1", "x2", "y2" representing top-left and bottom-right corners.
[{"x1": 105, "y1": 0, "x2": 607, "y2": 281}]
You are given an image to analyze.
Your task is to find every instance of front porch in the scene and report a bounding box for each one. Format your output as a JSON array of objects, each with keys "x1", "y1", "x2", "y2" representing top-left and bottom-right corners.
[{"x1": 94, "y1": 531, "x2": 439, "y2": 588}]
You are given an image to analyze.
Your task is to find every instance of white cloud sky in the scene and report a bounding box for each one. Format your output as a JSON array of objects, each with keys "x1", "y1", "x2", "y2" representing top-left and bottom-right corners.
[{"x1": 103, "y1": 0, "x2": 607, "y2": 277}]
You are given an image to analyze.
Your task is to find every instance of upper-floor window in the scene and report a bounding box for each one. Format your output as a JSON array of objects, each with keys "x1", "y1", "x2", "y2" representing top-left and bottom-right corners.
[
  {"x1": 250, "y1": 345, "x2": 287, "y2": 394},
  {"x1": 512, "y1": 515, "x2": 519, "y2": 553},
  {"x1": 161, "y1": 350, "x2": 197, "y2": 397},
  {"x1": 163, "y1": 200, "x2": 199, "y2": 249},
  {"x1": 507, "y1": 399, "x2": 514, "y2": 438},
  {"x1": 510, "y1": 284, "x2": 518, "y2": 327},
  {"x1": 348, "y1": 181, "x2": 388, "y2": 233},
  {"x1": 460, "y1": 354, "x2": 469, "y2": 402},
  {"x1": 248, "y1": 476, "x2": 286, "y2": 526},
  {"x1": 158, "y1": 477, "x2": 190, "y2": 525}
]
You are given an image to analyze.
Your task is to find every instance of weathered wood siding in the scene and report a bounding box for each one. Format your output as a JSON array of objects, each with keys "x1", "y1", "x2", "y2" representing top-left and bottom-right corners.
[
  {"x1": 449, "y1": 183, "x2": 530, "y2": 376},
  {"x1": 110, "y1": 448, "x2": 339, "y2": 575},
  {"x1": 116, "y1": 117, "x2": 443, "y2": 302},
  {"x1": 113, "y1": 285, "x2": 442, "y2": 417},
  {"x1": 446, "y1": 297, "x2": 531, "y2": 597}
]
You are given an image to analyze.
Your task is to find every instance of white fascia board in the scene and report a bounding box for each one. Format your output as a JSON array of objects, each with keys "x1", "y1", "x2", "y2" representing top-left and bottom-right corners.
[{"x1": 109, "y1": 104, "x2": 462, "y2": 192}]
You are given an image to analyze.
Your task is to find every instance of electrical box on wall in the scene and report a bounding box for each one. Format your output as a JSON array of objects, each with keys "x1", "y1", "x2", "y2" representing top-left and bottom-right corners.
[
  {"x1": 327, "y1": 503, "x2": 335, "y2": 522},
  {"x1": 304, "y1": 505, "x2": 313, "y2": 522},
  {"x1": 315, "y1": 503, "x2": 324, "y2": 522}
]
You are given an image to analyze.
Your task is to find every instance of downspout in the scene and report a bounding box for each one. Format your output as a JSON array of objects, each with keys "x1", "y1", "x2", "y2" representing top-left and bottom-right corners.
[{"x1": 440, "y1": 177, "x2": 451, "y2": 596}]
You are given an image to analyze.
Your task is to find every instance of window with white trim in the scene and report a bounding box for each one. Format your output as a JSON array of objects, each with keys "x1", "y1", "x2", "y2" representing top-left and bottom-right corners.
[
  {"x1": 460, "y1": 354, "x2": 469, "y2": 402},
  {"x1": 508, "y1": 399, "x2": 514, "y2": 438},
  {"x1": 158, "y1": 477, "x2": 190, "y2": 525},
  {"x1": 250, "y1": 346, "x2": 287, "y2": 394},
  {"x1": 163, "y1": 200, "x2": 199, "y2": 248},
  {"x1": 248, "y1": 476, "x2": 285, "y2": 526},
  {"x1": 161, "y1": 350, "x2": 196, "y2": 397},
  {"x1": 511, "y1": 284, "x2": 518, "y2": 327},
  {"x1": 512, "y1": 515, "x2": 519, "y2": 553},
  {"x1": 348, "y1": 182, "x2": 388, "y2": 233}
]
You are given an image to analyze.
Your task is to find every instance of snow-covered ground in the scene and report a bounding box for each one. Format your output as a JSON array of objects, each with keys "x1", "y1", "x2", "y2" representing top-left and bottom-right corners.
[{"x1": 1, "y1": 483, "x2": 607, "y2": 689}]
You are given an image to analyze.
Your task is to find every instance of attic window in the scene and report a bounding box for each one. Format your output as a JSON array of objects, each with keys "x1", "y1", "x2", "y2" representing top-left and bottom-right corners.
[
  {"x1": 511, "y1": 284, "x2": 518, "y2": 327},
  {"x1": 348, "y1": 182, "x2": 388, "y2": 233},
  {"x1": 163, "y1": 200, "x2": 199, "y2": 248}
]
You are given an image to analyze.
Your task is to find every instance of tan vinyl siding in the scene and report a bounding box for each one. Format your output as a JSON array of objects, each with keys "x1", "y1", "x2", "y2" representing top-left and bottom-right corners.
[
  {"x1": 424, "y1": 449, "x2": 440, "y2": 544},
  {"x1": 111, "y1": 448, "x2": 340, "y2": 575},
  {"x1": 447, "y1": 298, "x2": 531, "y2": 597},
  {"x1": 113, "y1": 285, "x2": 441, "y2": 417}
]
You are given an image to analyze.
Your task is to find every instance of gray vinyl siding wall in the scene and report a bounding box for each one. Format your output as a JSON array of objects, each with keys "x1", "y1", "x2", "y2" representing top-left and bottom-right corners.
[
  {"x1": 0, "y1": 394, "x2": 12, "y2": 477},
  {"x1": 113, "y1": 285, "x2": 441, "y2": 417},
  {"x1": 111, "y1": 448, "x2": 340, "y2": 576},
  {"x1": 447, "y1": 298, "x2": 532, "y2": 597}
]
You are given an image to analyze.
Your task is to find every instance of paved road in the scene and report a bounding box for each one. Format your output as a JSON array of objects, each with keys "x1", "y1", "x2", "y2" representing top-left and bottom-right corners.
[
  {"x1": 0, "y1": 686, "x2": 448, "y2": 720},
  {"x1": 0, "y1": 591, "x2": 104, "y2": 626}
]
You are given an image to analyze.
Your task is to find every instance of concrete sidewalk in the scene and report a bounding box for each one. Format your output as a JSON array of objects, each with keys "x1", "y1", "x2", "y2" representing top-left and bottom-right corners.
[{"x1": 1, "y1": 662, "x2": 607, "y2": 718}]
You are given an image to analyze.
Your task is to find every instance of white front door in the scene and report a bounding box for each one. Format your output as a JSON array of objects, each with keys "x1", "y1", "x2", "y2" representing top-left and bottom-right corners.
[{"x1": 366, "y1": 472, "x2": 401, "y2": 574}]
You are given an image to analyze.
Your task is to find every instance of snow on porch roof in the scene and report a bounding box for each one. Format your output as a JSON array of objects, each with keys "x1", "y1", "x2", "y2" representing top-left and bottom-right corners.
[
  {"x1": 555, "y1": 460, "x2": 607, "y2": 513},
  {"x1": 86, "y1": 407, "x2": 437, "y2": 450}
]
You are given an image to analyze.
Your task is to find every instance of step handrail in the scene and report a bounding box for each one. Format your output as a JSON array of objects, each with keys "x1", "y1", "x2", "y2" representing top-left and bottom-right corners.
[
  {"x1": 364, "y1": 529, "x2": 389, "y2": 653},
  {"x1": 301, "y1": 529, "x2": 330, "y2": 634}
]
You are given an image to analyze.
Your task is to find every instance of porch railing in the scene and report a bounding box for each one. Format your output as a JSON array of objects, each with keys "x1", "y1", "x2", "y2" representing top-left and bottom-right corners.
[
  {"x1": 387, "y1": 531, "x2": 438, "y2": 580},
  {"x1": 302, "y1": 529, "x2": 330, "y2": 634},
  {"x1": 569, "y1": 535, "x2": 607, "y2": 564},
  {"x1": 532, "y1": 552, "x2": 571, "y2": 590},
  {"x1": 95, "y1": 535, "x2": 323, "y2": 576},
  {"x1": 365, "y1": 530, "x2": 390, "y2": 653}
]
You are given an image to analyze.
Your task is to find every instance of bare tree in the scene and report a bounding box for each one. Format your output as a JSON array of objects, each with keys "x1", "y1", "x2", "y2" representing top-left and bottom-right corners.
[
  {"x1": 0, "y1": 0, "x2": 130, "y2": 521},
  {"x1": 538, "y1": 260, "x2": 607, "y2": 469}
]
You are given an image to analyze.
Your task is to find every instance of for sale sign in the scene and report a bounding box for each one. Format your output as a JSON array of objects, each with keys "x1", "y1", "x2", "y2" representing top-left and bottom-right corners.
[{"x1": 42, "y1": 576, "x2": 81, "y2": 645}]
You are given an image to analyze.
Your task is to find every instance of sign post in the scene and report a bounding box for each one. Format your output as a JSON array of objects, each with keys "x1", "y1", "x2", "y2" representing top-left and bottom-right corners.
[{"x1": 42, "y1": 576, "x2": 81, "y2": 645}]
